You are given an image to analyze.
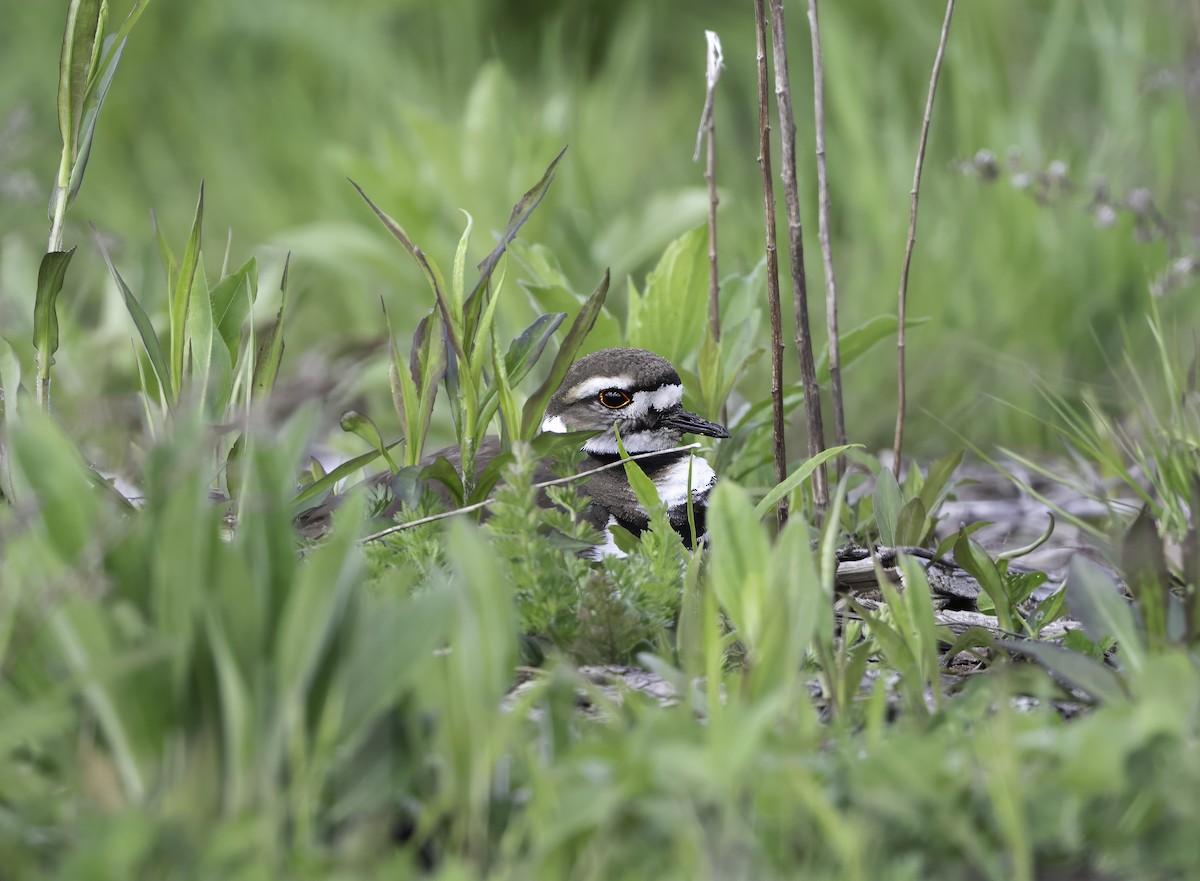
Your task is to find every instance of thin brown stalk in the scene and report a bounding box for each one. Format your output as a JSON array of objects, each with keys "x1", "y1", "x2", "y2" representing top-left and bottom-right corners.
[
  {"x1": 694, "y1": 31, "x2": 724, "y2": 345},
  {"x1": 806, "y1": 0, "x2": 846, "y2": 481},
  {"x1": 360, "y1": 443, "x2": 702, "y2": 543},
  {"x1": 768, "y1": 0, "x2": 828, "y2": 510},
  {"x1": 893, "y1": 0, "x2": 956, "y2": 479},
  {"x1": 753, "y1": 0, "x2": 790, "y2": 528}
]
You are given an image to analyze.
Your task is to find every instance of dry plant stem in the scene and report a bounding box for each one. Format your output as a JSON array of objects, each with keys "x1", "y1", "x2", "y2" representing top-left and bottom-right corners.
[
  {"x1": 360, "y1": 443, "x2": 703, "y2": 543},
  {"x1": 705, "y1": 121, "x2": 720, "y2": 342},
  {"x1": 893, "y1": 0, "x2": 956, "y2": 479},
  {"x1": 768, "y1": 0, "x2": 828, "y2": 510},
  {"x1": 806, "y1": 0, "x2": 846, "y2": 480},
  {"x1": 694, "y1": 31, "x2": 724, "y2": 345},
  {"x1": 753, "y1": 0, "x2": 790, "y2": 528}
]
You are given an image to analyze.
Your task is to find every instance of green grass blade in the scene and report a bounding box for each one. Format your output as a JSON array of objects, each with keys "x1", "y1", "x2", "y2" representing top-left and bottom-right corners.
[
  {"x1": 96, "y1": 232, "x2": 171, "y2": 404},
  {"x1": 753, "y1": 444, "x2": 862, "y2": 520},
  {"x1": 520, "y1": 268, "x2": 610, "y2": 438},
  {"x1": 169, "y1": 183, "x2": 204, "y2": 399},
  {"x1": 252, "y1": 253, "x2": 289, "y2": 399}
]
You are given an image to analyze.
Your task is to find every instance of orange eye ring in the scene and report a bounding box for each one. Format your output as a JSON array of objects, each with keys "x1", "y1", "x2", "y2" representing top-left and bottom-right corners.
[{"x1": 597, "y1": 389, "x2": 632, "y2": 409}]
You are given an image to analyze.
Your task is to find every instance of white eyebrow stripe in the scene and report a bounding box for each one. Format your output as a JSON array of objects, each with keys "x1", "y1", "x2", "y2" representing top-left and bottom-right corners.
[
  {"x1": 627, "y1": 384, "x2": 682, "y2": 417},
  {"x1": 540, "y1": 414, "x2": 568, "y2": 433},
  {"x1": 566, "y1": 375, "x2": 634, "y2": 402}
]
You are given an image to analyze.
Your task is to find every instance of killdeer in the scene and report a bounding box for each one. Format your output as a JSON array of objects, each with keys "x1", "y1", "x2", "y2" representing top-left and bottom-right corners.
[
  {"x1": 299, "y1": 348, "x2": 727, "y2": 554},
  {"x1": 538, "y1": 348, "x2": 728, "y2": 555}
]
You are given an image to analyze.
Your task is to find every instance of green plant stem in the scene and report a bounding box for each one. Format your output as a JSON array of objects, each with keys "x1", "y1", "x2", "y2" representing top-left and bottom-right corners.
[{"x1": 38, "y1": 151, "x2": 73, "y2": 412}]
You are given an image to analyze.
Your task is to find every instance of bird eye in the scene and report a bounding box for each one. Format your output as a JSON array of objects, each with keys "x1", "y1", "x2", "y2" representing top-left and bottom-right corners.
[{"x1": 597, "y1": 389, "x2": 632, "y2": 409}]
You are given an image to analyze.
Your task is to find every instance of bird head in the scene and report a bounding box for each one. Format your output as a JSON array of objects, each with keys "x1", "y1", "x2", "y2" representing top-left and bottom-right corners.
[{"x1": 540, "y1": 348, "x2": 729, "y2": 454}]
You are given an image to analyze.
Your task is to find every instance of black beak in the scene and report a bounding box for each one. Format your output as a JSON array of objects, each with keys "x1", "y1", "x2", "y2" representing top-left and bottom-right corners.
[{"x1": 661, "y1": 408, "x2": 729, "y2": 439}]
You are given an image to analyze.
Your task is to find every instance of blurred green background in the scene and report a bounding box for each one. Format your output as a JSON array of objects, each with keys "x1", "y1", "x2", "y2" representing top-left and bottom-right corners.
[{"x1": 1, "y1": 0, "x2": 1197, "y2": 456}]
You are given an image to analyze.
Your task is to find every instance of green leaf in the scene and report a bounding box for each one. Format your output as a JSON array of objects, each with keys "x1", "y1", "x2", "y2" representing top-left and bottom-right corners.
[
  {"x1": 752, "y1": 444, "x2": 862, "y2": 520},
  {"x1": 505, "y1": 312, "x2": 565, "y2": 385},
  {"x1": 463, "y1": 145, "x2": 568, "y2": 346},
  {"x1": 521, "y1": 269, "x2": 610, "y2": 438},
  {"x1": 252, "y1": 254, "x2": 289, "y2": 399},
  {"x1": 917, "y1": 449, "x2": 963, "y2": 514},
  {"x1": 451, "y1": 209, "x2": 473, "y2": 315},
  {"x1": 340, "y1": 410, "x2": 397, "y2": 473},
  {"x1": 210, "y1": 257, "x2": 258, "y2": 360},
  {"x1": 33, "y1": 248, "x2": 76, "y2": 363},
  {"x1": 1065, "y1": 556, "x2": 1146, "y2": 672},
  {"x1": 57, "y1": 0, "x2": 106, "y2": 155},
  {"x1": 1000, "y1": 639, "x2": 1127, "y2": 705},
  {"x1": 9, "y1": 411, "x2": 98, "y2": 562},
  {"x1": 873, "y1": 466, "x2": 903, "y2": 547},
  {"x1": 894, "y1": 497, "x2": 928, "y2": 547},
  {"x1": 96, "y1": 232, "x2": 171, "y2": 403},
  {"x1": 349, "y1": 180, "x2": 459, "y2": 357},
  {"x1": 419, "y1": 456, "x2": 465, "y2": 508},
  {"x1": 275, "y1": 494, "x2": 363, "y2": 704},
  {"x1": 0, "y1": 335, "x2": 20, "y2": 420},
  {"x1": 954, "y1": 533, "x2": 1016, "y2": 633},
  {"x1": 934, "y1": 520, "x2": 987, "y2": 558},
  {"x1": 289, "y1": 439, "x2": 403, "y2": 512},
  {"x1": 169, "y1": 184, "x2": 204, "y2": 398},
  {"x1": 626, "y1": 226, "x2": 708, "y2": 367},
  {"x1": 708, "y1": 482, "x2": 772, "y2": 646},
  {"x1": 615, "y1": 427, "x2": 664, "y2": 523},
  {"x1": 186, "y1": 261, "x2": 214, "y2": 410},
  {"x1": 815, "y1": 314, "x2": 931, "y2": 384}
]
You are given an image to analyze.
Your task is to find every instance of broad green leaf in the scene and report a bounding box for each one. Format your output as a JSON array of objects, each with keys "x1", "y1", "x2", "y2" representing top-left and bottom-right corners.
[
  {"x1": 708, "y1": 481, "x2": 771, "y2": 646},
  {"x1": 521, "y1": 269, "x2": 610, "y2": 438},
  {"x1": 211, "y1": 257, "x2": 258, "y2": 360},
  {"x1": 626, "y1": 226, "x2": 708, "y2": 367},
  {"x1": 251, "y1": 254, "x2": 289, "y2": 399},
  {"x1": 753, "y1": 444, "x2": 862, "y2": 520},
  {"x1": 98, "y1": 237, "x2": 171, "y2": 403},
  {"x1": 275, "y1": 493, "x2": 363, "y2": 702},
  {"x1": 57, "y1": 0, "x2": 106, "y2": 154},
  {"x1": 169, "y1": 184, "x2": 204, "y2": 398},
  {"x1": 751, "y1": 514, "x2": 823, "y2": 697},
  {"x1": 894, "y1": 497, "x2": 928, "y2": 547},
  {"x1": 33, "y1": 248, "x2": 76, "y2": 362},
  {"x1": 419, "y1": 455, "x2": 465, "y2": 508},
  {"x1": 954, "y1": 533, "x2": 1016, "y2": 633},
  {"x1": 1120, "y1": 505, "x2": 1170, "y2": 645},
  {"x1": 1000, "y1": 639, "x2": 1127, "y2": 705},
  {"x1": 815, "y1": 314, "x2": 931, "y2": 383},
  {"x1": 9, "y1": 412, "x2": 98, "y2": 562},
  {"x1": 1065, "y1": 556, "x2": 1146, "y2": 672},
  {"x1": 873, "y1": 466, "x2": 903, "y2": 547}
]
